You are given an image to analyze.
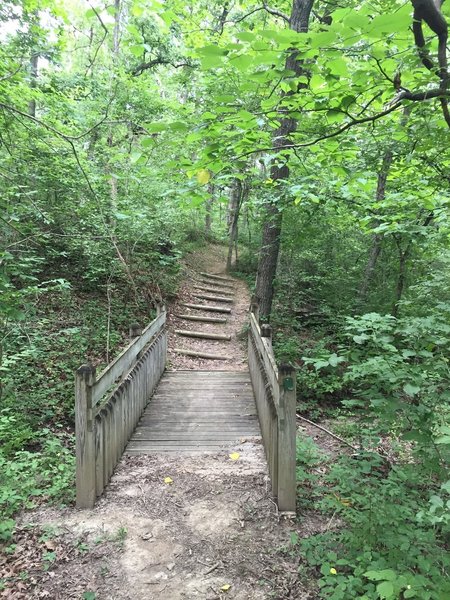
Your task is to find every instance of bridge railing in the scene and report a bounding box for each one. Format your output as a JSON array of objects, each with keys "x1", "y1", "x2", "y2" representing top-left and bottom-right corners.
[
  {"x1": 75, "y1": 306, "x2": 167, "y2": 508},
  {"x1": 248, "y1": 311, "x2": 297, "y2": 513}
]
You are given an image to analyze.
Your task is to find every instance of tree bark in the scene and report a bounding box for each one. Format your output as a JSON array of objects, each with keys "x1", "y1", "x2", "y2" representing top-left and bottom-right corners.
[
  {"x1": 205, "y1": 183, "x2": 214, "y2": 234},
  {"x1": 28, "y1": 54, "x2": 38, "y2": 117},
  {"x1": 254, "y1": 0, "x2": 314, "y2": 319},
  {"x1": 227, "y1": 179, "x2": 242, "y2": 270},
  {"x1": 358, "y1": 150, "x2": 393, "y2": 305}
]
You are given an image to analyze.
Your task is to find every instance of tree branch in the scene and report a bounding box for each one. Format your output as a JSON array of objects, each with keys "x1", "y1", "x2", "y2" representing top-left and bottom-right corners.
[{"x1": 132, "y1": 58, "x2": 193, "y2": 76}]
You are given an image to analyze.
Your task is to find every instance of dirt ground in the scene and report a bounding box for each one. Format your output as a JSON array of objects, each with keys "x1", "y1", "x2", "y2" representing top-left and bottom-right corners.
[{"x1": 1, "y1": 244, "x2": 338, "y2": 600}]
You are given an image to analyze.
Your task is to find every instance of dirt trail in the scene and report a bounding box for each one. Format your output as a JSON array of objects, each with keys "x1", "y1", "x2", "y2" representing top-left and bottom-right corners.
[
  {"x1": 167, "y1": 244, "x2": 250, "y2": 371},
  {"x1": 2, "y1": 244, "x2": 320, "y2": 600}
]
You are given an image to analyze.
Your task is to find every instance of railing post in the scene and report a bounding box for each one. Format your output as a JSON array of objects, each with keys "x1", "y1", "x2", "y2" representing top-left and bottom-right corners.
[
  {"x1": 261, "y1": 324, "x2": 272, "y2": 342},
  {"x1": 250, "y1": 295, "x2": 260, "y2": 323},
  {"x1": 277, "y1": 363, "x2": 297, "y2": 514},
  {"x1": 129, "y1": 323, "x2": 142, "y2": 338},
  {"x1": 76, "y1": 364, "x2": 96, "y2": 509}
]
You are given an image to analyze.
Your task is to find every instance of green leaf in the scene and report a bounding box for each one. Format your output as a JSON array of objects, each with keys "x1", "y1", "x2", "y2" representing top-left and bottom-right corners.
[
  {"x1": 235, "y1": 32, "x2": 256, "y2": 42},
  {"x1": 365, "y1": 570, "x2": 397, "y2": 581},
  {"x1": 376, "y1": 581, "x2": 395, "y2": 599},
  {"x1": 403, "y1": 383, "x2": 420, "y2": 396}
]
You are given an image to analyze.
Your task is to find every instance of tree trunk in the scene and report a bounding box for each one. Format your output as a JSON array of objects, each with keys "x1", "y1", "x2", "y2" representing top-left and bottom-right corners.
[
  {"x1": 28, "y1": 54, "x2": 38, "y2": 117},
  {"x1": 392, "y1": 241, "x2": 411, "y2": 317},
  {"x1": 358, "y1": 150, "x2": 393, "y2": 306},
  {"x1": 227, "y1": 179, "x2": 242, "y2": 270},
  {"x1": 254, "y1": 0, "x2": 314, "y2": 319},
  {"x1": 205, "y1": 183, "x2": 214, "y2": 234}
]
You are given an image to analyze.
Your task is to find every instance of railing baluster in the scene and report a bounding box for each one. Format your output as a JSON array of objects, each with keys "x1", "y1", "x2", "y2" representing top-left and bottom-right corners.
[{"x1": 75, "y1": 312, "x2": 167, "y2": 508}]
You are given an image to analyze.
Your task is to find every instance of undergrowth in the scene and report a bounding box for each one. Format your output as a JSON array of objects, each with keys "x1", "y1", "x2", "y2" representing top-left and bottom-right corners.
[{"x1": 295, "y1": 436, "x2": 450, "y2": 599}]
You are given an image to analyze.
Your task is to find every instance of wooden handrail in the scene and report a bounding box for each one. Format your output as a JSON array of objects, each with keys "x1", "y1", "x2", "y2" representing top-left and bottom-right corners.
[
  {"x1": 92, "y1": 311, "x2": 166, "y2": 406},
  {"x1": 76, "y1": 308, "x2": 167, "y2": 508},
  {"x1": 248, "y1": 311, "x2": 297, "y2": 514}
]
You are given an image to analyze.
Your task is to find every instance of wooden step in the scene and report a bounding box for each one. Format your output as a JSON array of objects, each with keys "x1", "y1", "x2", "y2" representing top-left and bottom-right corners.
[
  {"x1": 174, "y1": 348, "x2": 232, "y2": 360},
  {"x1": 181, "y1": 303, "x2": 231, "y2": 314},
  {"x1": 175, "y1": 329, "x2": 231, "y2": 341},
  {"x1": 193, "y1": 294, "x2": 234, "y2": 303},
  {"x1": 199, "y1": 278, "x2": 234, "y2": 290},
  {"x1": 175, "y1": 314, "x2": 228, "y2": 324},
  {"x1": 193, "y1": 285, "x2": 234, "y2": 296},
  {"x1": 200, "y1": 272, "x2": 234, "y2": 282}
]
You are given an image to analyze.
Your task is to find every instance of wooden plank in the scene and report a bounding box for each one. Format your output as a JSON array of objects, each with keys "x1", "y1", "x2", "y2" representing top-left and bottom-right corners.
[
  {"x1": 92, "y1": 312, "x2": 166, "y2": 404},
  {"x1": 175, "y1": 329, "x2": 232, "y2": 341},
  {"x1": 125, "y1": 447, "x2": 226, "y2": 453},
  {"x1": 174, "y1": 348, "x2": 232, "y2": 360},
  {"x1": 127, "y1": 439, "x2": 237, "y2": 446},
  {"x1": 200, "y1": 272, "x2": 234, "y2": 282},
  {"x1": 131, "y1": 432, "x2": 257, "y2": 441},
  {"x1": 199, "y1": 279, "x2": 234, "y2": 290},
  {"x1": 176, "y1": 314, "x2": 228, "y2": 324},
  {"x1": 76, "y1": 365, "x2": 96, "y2": 509},
  {"x1": 193, "y1": 294, "x2": 234, "y2": 303},
  {"x1": 193, "y1": 286, "x2": 234, "y2": 296},
  {"x1": 181, "y1": 303, "x2": 232, "y2": 314},
  {"x1": 249, "y1": 313, "x2": 278, "y2": 404},
  {"x1": 277, "y1": 365, "x2": 297, "y2": 514},
  {"x1": 136, "y1": 424, "x2": 260, "y2": 431}
]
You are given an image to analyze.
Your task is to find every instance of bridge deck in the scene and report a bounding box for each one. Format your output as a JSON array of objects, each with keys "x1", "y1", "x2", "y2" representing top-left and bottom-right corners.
[{"x1": 126, "y1": 370, "x2": 261, "y2": 453}]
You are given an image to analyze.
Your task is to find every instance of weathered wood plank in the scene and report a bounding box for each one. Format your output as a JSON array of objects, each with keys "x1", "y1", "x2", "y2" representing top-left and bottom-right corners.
[
  {"x1": 200, "y1": 272, "x2": 234, "y2": 282},
  {"x1": 174, "y1": 348, "x2": 232, "y2": 360},
  {"x1": 193, "y1": 294, "x2": 234, "y2": 303},
  {"x1": 277, "y1": 365, "x2": 297, "y2": 513},
  {"x1": 181, "y1": 303, "x2": 232, "y2": 314},
  {"x1": 92, "y1": 311, "x2": 166, "y2": 404},
  {"x1": 175, "y1": 314, "x2": 228, "y2": 324},
  {"x1": 76, "y1": 365, "x2": 96, "y2": 508},
  {"x1": 131, "y1": 432, "x2": 257, "y2": 441},
  {"x1": 175, "y1": 329, "x2": 232, "y2": 341},
  {"x1": 193, "y1": 285, "x2": 234, "y2": 296},
  {"x1": 249, "y1": 313, "x2": 278, "y2": 404},
  {"x1": 199, "y1": 279, "x2": 234, "y2": 290}
]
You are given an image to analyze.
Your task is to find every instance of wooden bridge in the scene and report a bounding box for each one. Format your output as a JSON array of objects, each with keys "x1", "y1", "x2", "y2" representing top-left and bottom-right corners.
[{"x1": 75, "y1": 273, "x2": 297, "y2": 513}]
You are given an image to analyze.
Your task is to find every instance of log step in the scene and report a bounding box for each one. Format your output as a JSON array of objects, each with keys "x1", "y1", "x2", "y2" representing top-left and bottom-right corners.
[
  {"x1": 200, "y1": 272, "x2": 234, "y2": 282},
  {"x1": 176, "y1": 314, "x2": 228, "y2": 324},
  {"x1": 174, "y1": 348, "x2": 232, "y2": 360},
  {"x1": 193, "y1": 294, "x2": 234, "y2": 303},
  {"x1": 199, "y1": 278, "x2": 234, "y2": 290},
  {"x1": 181, "y1": 303, "x2": 231, "y2": 314},
  {"x1": 175, "y1": 329, "x2": 231, "y2": 341},
  {"x1": 193, "y1": 285, "x2": 234, "y2": 296}
]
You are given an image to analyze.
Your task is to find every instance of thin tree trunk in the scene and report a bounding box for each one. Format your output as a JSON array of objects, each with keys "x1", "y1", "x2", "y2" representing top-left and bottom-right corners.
[
  {"x1": 28, "y1": 54, "x2": 38, "y2": 117},
  {"x1": 227, "y1": 179, "x2": 242, "y2": 270},
  {"x1": 358, "y1": 150, "x2": 393, "y2": 305},
  {"x1": 254, "y1": 0, "x2": 314, "y2": 319},
  {"x1": 205, "y1": 183, "x2": 214, "y2": 234},
  {"x1": 392, "y1": 240, "x2": 411, "y2": 317},
  {"x1": 108, "y1": 0, "x2": 121, "y2": 223}
]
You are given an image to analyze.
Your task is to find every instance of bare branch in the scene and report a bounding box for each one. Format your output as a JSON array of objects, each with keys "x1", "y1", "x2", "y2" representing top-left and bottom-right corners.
[{"x1": 132, "y1": 58, "x2": 193, "y2": 76}]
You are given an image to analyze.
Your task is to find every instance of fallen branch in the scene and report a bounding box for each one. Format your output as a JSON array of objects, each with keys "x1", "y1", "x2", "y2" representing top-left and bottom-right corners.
[{"x1": 296, "y1": 414, "x2": 359, "y2": 451}]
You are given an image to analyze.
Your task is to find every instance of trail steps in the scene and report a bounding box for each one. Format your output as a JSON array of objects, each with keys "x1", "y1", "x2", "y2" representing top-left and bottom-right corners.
[{"x1": 174, "y1": 271, "x2": 239, "y2": 361}]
